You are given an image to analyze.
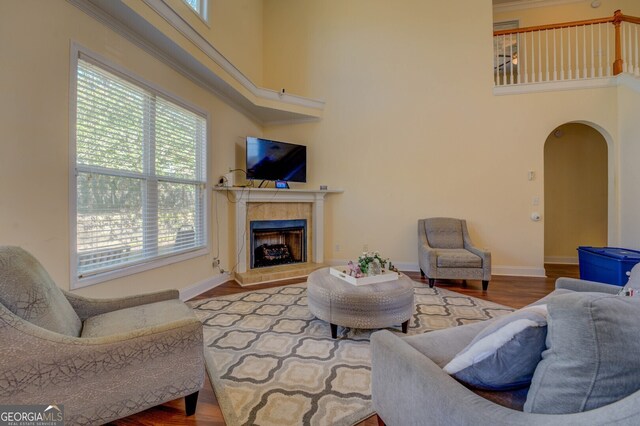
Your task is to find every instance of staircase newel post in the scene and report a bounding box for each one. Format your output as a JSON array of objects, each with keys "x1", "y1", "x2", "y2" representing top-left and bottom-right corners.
[{"x1": 613, "y1": 10, "x2": 624, "y2": 75}]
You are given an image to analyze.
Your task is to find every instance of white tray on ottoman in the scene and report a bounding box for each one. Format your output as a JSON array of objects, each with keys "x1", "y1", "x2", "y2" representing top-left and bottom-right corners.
[{"x1": 329, "y1": 266, "x2": 400, "y2": 286}]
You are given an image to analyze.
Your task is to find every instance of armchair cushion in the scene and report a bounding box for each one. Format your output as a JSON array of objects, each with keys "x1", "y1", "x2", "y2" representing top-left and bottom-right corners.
[
  {"x1": 525, "y1": 292, "x2": 640, "y2": 414},
  {"x1": 425, "y1": 218, "x2": 464, "y2": 249},
  {"x1": 64, "y1": 289, "x2": 180, "y2": 321},
  {"x1": 0, "y1": 246, "x2": 81, "y2": 337},
  {"x1": 81, "y1": 299, "x2": 197, "y2": 338},
  {"x1": 444, "y1": 304, "x2": 548, "y2": 391},
  {"x1": 436, "y1": 249, "x2": 482, "y2": 268}
]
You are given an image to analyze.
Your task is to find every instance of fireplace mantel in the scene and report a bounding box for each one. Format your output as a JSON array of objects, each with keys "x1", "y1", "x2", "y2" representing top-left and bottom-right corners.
[{"x1": 214, "y1": 187, "x2": 343, "y2": 281}]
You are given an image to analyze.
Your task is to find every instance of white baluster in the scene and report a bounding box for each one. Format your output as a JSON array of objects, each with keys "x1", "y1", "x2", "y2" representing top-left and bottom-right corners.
[
  {"x1": 493, "y1": 36, "x2": 500, "y2": 86},
  {"x1": 524, "y1": 31, "x2": 529, "y2": 83},
  {"x1": 545, "y1": 30, "x2": 550, "y2": 81},
  {"x1": 538, "y1": 30, "x2": 543, "y2": 82},
  {"x1": 620, "y1": 22, "x2": 627, "y2": 72},
  {"x1": 510, "y1": 33, "x2": 514, "y2": 84},
  {"x1": 561, "y1": 27, "x2": 565, "y2": 80},
  {"x1": 633, "y1": 24, "x2": 640, "y2": 77},
  {"x1": 623, "y1": 23, "x2": 628, "y2": 74},
  {"x1": 553, "y1": 29, "x2": 558, "y2": 81},
  {"x1": 622, "y1": 22, "x2": 632, "y2": 72},
  {"x1": 627, "y1": 24, "x2": 633, "y2": 74},
  {"x1": 576, "y1": 25, "x2": 580, "y2": 78},
  {"x1": 568, "y1": 25, "x2": 573, "y2": 79},
  {"x1": 584, "y1": 24, "x2": 596, "y2": 78},
  {"x1": 598, "y1": 23, "x2": 603, "y2": 77},
  {"x1": 503, "y1": 34, "x2": 507, "y2": 84},
  {"x1": 583, "y1": 25, "x2": 587, "y2": 78},
  {"x1": 531, "y1": 31, "x2": 537, "y2": 83},
  {"x1": 605, "y1": 24, "x2": 613, "y2": 77}
]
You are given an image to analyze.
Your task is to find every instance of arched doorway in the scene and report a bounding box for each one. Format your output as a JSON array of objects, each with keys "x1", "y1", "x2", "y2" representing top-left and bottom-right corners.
[{"x1": 544, "y1": 123, "x2": 608, "y2": 264}]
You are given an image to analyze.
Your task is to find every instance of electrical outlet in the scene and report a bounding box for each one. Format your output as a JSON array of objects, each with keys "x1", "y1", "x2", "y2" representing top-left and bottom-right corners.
[
  {"x1": 335, "y1": 244, "x2": 341, "y2": 252},
  {"x1": 363, "y1": 244, "x2": 369, "y2": 252}
]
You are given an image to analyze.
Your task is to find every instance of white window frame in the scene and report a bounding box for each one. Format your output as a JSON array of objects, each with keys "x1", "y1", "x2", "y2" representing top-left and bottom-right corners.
[
  {"x1": 69, "y1": 43, "x2": 210, "y2": 289},
  {"x1": 182, "y1": 0, "x2": 209, "y2": 24}
]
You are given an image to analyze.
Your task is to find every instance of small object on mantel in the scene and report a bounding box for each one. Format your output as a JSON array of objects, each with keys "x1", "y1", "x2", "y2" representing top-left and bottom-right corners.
[{"x1": 320, "y1": 185, "x2": 328, "y2": 190}]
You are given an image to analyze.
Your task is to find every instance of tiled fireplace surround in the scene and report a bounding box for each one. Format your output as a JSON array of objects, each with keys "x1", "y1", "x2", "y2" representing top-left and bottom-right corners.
[{"x1": 219, "y1": 188, "x2": 341, "y2": 285}]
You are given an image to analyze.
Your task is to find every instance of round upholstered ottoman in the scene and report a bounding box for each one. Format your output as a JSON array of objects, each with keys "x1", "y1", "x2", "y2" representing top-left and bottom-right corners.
[{"x1": 307, "y1": 267, "x2": 415, "y2": 338}]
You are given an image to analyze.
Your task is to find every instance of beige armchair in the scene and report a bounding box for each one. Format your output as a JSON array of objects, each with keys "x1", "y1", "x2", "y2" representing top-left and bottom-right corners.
[
  {"x1": 418, "y1": 217, "x2": 491, "y2": 290},
  {"x1": 0, "y1": 246, "x2": 204, "y2": 425}
]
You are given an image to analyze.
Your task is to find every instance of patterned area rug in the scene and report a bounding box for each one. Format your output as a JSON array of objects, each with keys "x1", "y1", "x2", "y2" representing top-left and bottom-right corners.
[{"x1": 189, "y1": 282, "x2": 513, "y2": 426}]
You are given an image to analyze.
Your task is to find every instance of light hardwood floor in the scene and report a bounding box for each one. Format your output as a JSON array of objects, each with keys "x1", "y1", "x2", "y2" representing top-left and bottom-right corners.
[{"x1": 111, "y1": 264, "x2": 579, "y2": 426}]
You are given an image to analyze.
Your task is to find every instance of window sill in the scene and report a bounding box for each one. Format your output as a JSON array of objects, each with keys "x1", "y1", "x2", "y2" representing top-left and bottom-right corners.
[{"x1": 71, "y1": 246, "x2": 210, "y2": 289}]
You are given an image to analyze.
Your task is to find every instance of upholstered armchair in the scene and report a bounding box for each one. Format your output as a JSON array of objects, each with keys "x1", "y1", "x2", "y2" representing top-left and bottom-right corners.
[
  {"x1": 418, "y1": 217, "x2": 491, "y2": 290},
  {"x1": 0, "y1": 246, "x2": 204, "y2": 425}
]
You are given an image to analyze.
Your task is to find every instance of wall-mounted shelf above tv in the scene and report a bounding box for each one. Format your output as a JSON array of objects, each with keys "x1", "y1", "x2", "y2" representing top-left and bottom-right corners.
[{"x1": 69, "y1": 0, "x2": 325, "y2": 125}]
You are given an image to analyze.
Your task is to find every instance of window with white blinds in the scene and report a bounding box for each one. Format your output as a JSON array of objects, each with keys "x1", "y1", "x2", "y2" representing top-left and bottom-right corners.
[{"x1": 73, "y1": 56, "x2": 207, "y2": 284}]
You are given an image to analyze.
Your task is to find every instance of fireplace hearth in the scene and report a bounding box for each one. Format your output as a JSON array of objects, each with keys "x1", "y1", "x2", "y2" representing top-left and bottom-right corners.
[{"x1": 250, "y1": 219, "x2": 307, "y2": 269}]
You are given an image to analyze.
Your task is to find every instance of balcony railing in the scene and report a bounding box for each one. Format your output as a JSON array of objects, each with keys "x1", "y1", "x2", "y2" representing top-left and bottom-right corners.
[{"x1": 494, "y1": 10, "x2": 640, "y2": 87}]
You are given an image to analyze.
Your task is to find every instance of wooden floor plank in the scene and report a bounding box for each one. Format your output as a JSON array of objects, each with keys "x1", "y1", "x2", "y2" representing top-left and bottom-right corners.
[{"x1": 111, "y1": 264, "x2": 578, "y2": 425}]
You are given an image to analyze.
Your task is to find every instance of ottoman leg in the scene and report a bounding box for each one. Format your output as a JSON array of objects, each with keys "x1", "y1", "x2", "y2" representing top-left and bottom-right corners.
[
  {"x1": 401, "y1": 320, "x2": 409, "y2": 334},
  {"x1": 330, "y1": 323, "x2": 338, "y2": 338}
]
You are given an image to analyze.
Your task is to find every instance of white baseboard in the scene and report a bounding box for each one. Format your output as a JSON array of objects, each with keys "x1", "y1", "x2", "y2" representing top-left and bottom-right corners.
[
  {"x1": 544, "y1": 256, "x2": 579, "y2": 265},
  {"x1": 179, "y1": 272, "x2": 231, "y2": 301},
  {"x1": 327, "y1": 259, "x2": 546, "y2": 278},
  {"x1": 491, "y1": 266, "x2": 546, "y2": 277}
]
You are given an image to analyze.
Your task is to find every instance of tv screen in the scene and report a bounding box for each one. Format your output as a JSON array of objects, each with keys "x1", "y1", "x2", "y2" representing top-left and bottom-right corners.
[{"x1": 246, "y1": 137, "x2": 307, "y2": 183}]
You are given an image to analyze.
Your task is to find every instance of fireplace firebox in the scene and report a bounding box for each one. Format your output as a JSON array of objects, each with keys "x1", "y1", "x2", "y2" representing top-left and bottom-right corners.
[{"x1": 250, "y1": 219, "x2": 307, "y2": 269}]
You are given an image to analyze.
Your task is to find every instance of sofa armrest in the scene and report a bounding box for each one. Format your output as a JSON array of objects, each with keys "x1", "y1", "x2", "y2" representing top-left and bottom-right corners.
[
  {"x1": 461, "y1": 222, "x2": 490, "y2": 260},
  {"x1": 466, "y1": 244, "x2": 491, "y2": 263},
  {"x1": 63, "y1": 289, "x2": 179, "y2": 321},
  {"x1": 555, "y1": 277, "x2": 620, "y2": 294},
  {"x1": 371, "y1": 330, "x2": 640, "y2": 426},
  {"x1": 372, "y1": 329, "x2": 520, "y2": 426}
]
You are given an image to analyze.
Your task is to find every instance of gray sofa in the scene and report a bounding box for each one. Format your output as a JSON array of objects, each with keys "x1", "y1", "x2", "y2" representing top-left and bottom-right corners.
[
  {"x1": 0, "y1": 246, "x2": 205, "y2": 425},
  {"x1": 371, "y1": 277, "x2": 640, "y2": 425},
  {"x1": 418, "y1": 217, "x2": 491, "y2": 290}
]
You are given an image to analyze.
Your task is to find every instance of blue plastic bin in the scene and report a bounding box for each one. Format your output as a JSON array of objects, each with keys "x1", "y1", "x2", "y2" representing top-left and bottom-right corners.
[{"x1": 577, "y1": 246, "x2": 640, "y2": 286}]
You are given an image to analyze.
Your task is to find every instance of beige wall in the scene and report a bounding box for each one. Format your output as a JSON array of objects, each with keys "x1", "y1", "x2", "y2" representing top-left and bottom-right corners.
[
  {"x1": 261, "y1": 0, "x2": 620, "y2": 275},
  {"x1": 0, "y1": 0, "x2": 260, "y2": 297},
  {"x1": 618, "y1": 81, "x2": 640, "y2": 250},
  {"x1": 163, "y1": 0, "x2": 264, "y2": 86},
  {"x1": 544, "y1": 123, "x2": 608, "y2": 261}
]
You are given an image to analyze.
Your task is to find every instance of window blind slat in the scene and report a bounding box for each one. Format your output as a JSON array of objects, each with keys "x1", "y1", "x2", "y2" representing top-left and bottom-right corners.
[{"x1": 75, "y1": 58, "x2": 207, "y2": 278}]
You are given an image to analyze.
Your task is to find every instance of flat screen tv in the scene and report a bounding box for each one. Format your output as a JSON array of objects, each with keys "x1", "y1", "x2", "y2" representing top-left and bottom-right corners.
[{"x1": 246, "y1": 137, "x2": 307, "y2": 183}]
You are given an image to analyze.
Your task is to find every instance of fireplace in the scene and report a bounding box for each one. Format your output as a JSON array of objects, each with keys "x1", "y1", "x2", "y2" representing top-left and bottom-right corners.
[{"x1": 250, "y1": 219, "x2": 307, "y2": 269}]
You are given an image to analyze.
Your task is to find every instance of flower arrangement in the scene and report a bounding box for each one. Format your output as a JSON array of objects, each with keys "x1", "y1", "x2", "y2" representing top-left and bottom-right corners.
[{"x1": 358, "y1": 251, "x2": 389, "y2": 275}]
